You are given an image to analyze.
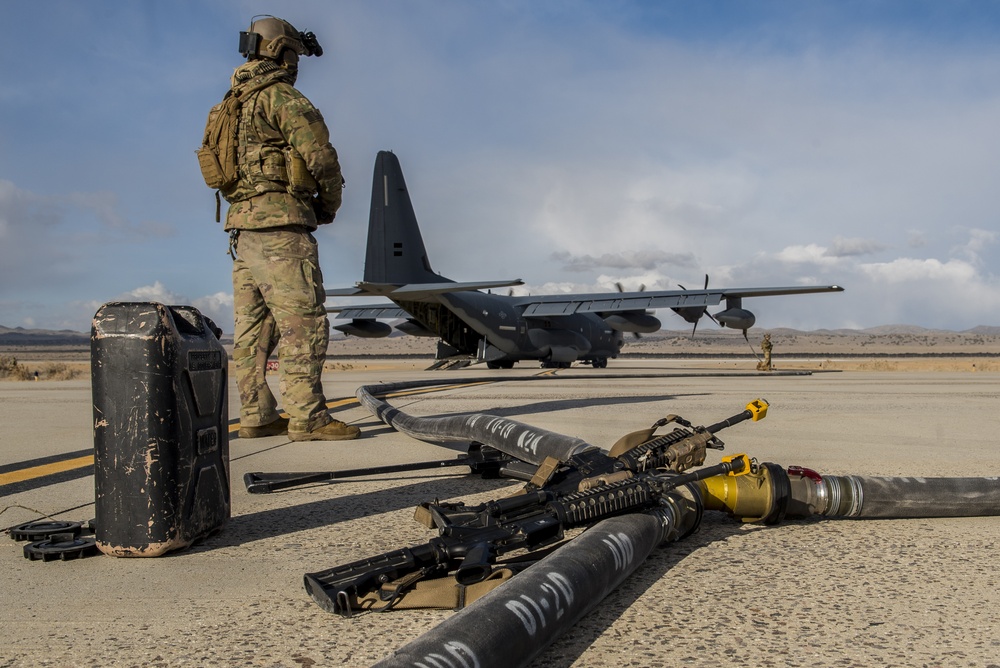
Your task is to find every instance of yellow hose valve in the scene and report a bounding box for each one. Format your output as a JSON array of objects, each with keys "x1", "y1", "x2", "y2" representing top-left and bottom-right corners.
[
  {"x1": 746, "y1": 399, "x2": 768, "y2": 421},
  {"x1": 721, "y1": 453, "x2": 751, "y2": 477},
  {"x1": 699, "y1": 462, "x2": 776, "y2": 522}
]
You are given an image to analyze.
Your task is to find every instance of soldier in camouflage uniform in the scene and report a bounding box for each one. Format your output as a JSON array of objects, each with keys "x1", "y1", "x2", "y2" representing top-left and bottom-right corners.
[
  {"x1": 215, "y1": 17, "x2": 359, "y2": 441},
  {"x1": 757, "y1": 332, "x2": 773, "y2": 371}
]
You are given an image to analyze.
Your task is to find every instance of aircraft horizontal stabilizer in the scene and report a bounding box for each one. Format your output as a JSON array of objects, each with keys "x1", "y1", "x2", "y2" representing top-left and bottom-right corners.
[
  {"x1": 326, "y1": 279, "x2": 523, "y2": 301},
  {"x1": 392, "y1": 279, "x2": 523, "y2": 296},
  {"x1": 325, "y1": 286, "x2": 369, "y2": 297}
]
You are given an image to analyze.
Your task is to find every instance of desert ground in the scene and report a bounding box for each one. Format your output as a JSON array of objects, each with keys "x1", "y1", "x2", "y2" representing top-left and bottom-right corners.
[
  {"x1": 2, "y1": 332, "x2": 1000, "y2": 667},
  {"x1": 4, "y1": 327, "x2": 1000, "y2": 377}
]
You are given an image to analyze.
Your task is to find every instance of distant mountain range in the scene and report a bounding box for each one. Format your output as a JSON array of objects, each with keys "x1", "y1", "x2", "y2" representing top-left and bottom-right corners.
[
  {"x1": 775, "y1": 325, "x2": 1000, "y2": 336},
  {"x1": 652, "y1": 324, "x2": 1000, "y2": 337},
  {"x1": 0, "y1": 326, "x2": 90, "y2": 346},
  {"x1": 3, "y1": 323, "x2": 1000, "y2": 346}
]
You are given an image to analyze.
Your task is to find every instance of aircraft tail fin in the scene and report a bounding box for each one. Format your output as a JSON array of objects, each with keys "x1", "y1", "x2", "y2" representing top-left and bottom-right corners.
[{"x1": 364, "y1": 151, "x2": 450, "y2": 286}]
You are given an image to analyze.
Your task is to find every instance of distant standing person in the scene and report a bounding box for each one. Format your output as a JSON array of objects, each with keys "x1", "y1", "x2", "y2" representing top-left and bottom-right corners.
[
  {"x1": 757, "y1": 332, "x2": 773, "y2": 371},
  {"x1": 198, "y1": 16, "x2": 358, "y2": 441}
]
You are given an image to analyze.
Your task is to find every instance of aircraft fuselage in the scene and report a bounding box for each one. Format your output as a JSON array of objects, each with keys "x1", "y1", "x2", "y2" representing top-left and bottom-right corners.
[{"x1": 397, "y1": 291, "x2": 624, "y2": 367}]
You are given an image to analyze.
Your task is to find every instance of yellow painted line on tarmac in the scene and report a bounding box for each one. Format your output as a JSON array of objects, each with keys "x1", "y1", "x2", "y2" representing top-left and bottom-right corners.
[
  {"x1": 326, "y1": 396, "x2": 361, "y2": 408},
  {"x1": 0, "y1": 455, "x2": 94, "y2": 487},
  {"x1": 6, "y1": 380, "x2": 503, "y2": 487}
]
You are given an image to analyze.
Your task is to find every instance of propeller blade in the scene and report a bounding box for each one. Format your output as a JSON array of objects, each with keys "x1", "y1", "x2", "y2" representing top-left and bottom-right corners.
[
  {"x1": 676, "y1": 274, "x2": 715, "y2": 337},
  {"x1": 616, "y1": 281, "x2": 646, "y2": 293}
]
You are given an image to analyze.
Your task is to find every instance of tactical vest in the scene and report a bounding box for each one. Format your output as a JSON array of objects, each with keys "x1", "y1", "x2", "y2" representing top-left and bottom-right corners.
[{"x1": 199, "y1": 69, "x2": 317, "y2": 221}]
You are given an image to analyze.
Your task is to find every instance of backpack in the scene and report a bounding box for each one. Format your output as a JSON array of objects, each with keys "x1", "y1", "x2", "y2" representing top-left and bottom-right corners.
[{"x1": 197, "y1": 78, "x2": 280, "y2": 220}]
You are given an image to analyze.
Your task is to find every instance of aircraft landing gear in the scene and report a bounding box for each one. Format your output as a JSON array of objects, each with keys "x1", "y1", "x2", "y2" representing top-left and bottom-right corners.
[
  {"x1": 588, "y1": 357, "x2": 608, "y2": 368},
  {"x1": 487, "y1": 360, "x2": 516, "y2": 369}
]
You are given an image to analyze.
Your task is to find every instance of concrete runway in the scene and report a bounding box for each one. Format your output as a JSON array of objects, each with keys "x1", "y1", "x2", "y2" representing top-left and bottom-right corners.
[{"x1": 2, "y1": 360, "x2": 999, "y2": 667}]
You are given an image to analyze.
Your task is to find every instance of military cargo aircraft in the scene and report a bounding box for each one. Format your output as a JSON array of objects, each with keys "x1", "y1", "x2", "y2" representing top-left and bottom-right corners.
[{"x1": 326, "y1": 151, "x2": 843, "y2": 368}]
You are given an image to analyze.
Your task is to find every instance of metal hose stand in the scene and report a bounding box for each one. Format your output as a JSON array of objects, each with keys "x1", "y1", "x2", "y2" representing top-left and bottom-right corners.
[{"x1": 357, "y1": 378, "x2": 597, "y2": 465}]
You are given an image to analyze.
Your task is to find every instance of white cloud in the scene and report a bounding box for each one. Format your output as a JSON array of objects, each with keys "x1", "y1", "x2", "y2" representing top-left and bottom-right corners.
[
  {"x1": 551, "y1": 249, "x2": 696, "y2": 272},
  {"x1": 826, "y1": 236, "x2": 887, "y2": 257},
  {"x1": 6, "y1": 2, "x2": 1000, "y2": 331},
  {"x1": 114, "y1": 282, "x2": 182, "y2": 304},
  {"x1": 907, "y1": 230, "x2": 927, "y2": 248},
  {"x1": 107, "y1": 283, "x2": 235, "y2": 333},
  {"x1": 859, "y1": 257, "x2": 977, "y2": 283},
  {"x1": 774, "y1": 244, "x2": 843, "y2": 266},
  {"x1": 952, "y1": 227, "x2": 998, "y2": 265},
  {"x1": 192, "y1": 292, "x2": 235, "y2": 333}
]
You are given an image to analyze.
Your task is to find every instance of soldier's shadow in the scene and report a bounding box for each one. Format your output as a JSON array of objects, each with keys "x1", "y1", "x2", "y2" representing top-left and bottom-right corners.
[
  {"x1": 207, "y1": 473, "x2": 515, "y2": 548},
  {"x1": 218, "y1": 391, "x2": 716, "y2": 545}
]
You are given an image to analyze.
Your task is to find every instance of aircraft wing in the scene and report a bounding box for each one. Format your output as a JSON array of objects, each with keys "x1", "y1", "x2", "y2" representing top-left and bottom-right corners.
[{"x1": 518, "y1": 285, "x2": 844, "y2": 316}]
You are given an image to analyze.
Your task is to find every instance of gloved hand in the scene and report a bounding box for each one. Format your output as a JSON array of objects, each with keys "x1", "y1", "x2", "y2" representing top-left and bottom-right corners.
[{"x1": 312, "y1": 197, "x2": 336, "y2": 225}]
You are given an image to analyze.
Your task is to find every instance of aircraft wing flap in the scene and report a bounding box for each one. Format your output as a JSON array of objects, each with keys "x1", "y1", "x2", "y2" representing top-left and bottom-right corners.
[
  {"x1": 522, "y1": 297, "x2": 659, "y2": 317},
  {"x1": 521, "y1": 302, "x2": 577, "y2": 317},
  {"x1": 523, "y1": 295, "x2": 708, "y2": 315}
]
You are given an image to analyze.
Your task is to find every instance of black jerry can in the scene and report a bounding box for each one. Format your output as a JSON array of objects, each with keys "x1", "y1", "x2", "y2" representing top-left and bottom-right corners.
[{"x1": 91, "y1": 302, "x2": 229, "y2": 557}]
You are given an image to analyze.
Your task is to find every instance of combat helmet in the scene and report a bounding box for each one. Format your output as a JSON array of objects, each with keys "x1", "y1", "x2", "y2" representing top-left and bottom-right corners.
[{"x1": 239, "y1": 16, "x2": 323, "y2": 63}]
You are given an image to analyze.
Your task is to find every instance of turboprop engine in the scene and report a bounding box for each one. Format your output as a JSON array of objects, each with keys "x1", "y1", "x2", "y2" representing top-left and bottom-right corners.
[
  {"x1": 713, "y1": 296, "x2": 756, "y2": 336},
  {"x1": 603, "y1": 312, "x2": 661, "y2": 334},
  {"x1": 333, "y1": 319, "x2": 392, "y2": 338},
  {"x1": 394, "y1": 319, "x2": 437, "y2": 337}
]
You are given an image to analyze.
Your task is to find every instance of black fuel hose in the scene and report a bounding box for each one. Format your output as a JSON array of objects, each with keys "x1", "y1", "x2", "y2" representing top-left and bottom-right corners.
[
  {"x1": 354, "y1": 379, "x2": 1000, "y2": 668},
  {"x1": 786, "y1": 470, "x2": 1000, "y2": 519},
  {"x1": 357, "y1": 378, "x2": 597, "y2": 465},
  {"x1": 372, "y1": 485, "x2": 701, "y2": 668}
]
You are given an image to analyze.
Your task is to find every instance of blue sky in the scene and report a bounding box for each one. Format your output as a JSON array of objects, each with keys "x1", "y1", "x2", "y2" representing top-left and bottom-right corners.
[{"x1": 2, "y1": 0, "x2": 1000, "y2": 333}]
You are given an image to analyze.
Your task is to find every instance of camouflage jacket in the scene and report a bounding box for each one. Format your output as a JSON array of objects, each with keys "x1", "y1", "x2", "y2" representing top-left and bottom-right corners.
[{"x1": 222, "y1": 60, "x2": 343, "y2": 231}]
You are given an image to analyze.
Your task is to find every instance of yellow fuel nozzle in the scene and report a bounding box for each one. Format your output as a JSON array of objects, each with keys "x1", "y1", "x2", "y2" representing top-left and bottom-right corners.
[
  {"x1": 746, "y1": 398, "x2": 768, "y2": 421},
  {"x1": 721, "y1": 453, "x2": 752, "y2": 476},
  {"x1": 704, "y1": 399, "x2": 769, "y2": 437}
]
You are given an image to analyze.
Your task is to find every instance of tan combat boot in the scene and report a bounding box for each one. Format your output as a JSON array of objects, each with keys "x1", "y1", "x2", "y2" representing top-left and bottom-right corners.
[
  {"x1": 289, "y1": 419, "x2": 360, "y2": 441},
  {"x1": 238, "y1": 416, "x2": 289, "y2": 438}
]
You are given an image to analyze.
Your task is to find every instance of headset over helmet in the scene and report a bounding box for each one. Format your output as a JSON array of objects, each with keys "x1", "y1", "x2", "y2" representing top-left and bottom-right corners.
[{"x1": 238, "y1": 16, "x2": 323, "y2": 62}]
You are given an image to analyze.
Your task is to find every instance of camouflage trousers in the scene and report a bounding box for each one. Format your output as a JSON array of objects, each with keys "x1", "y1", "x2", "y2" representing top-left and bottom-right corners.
[{"x1": 231, "y1": 228, "x2": 331, "y2": 432}]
